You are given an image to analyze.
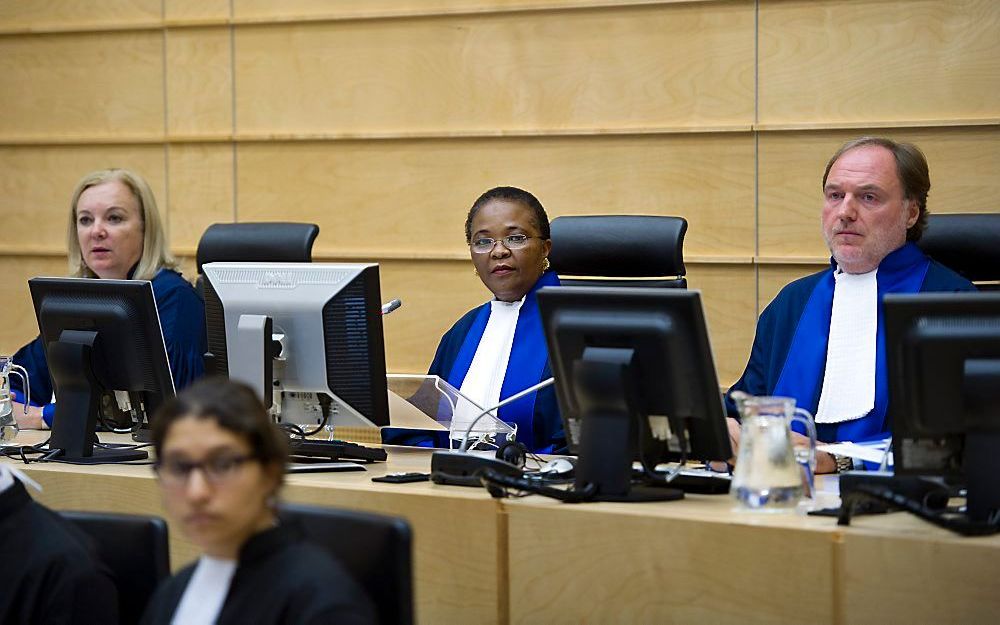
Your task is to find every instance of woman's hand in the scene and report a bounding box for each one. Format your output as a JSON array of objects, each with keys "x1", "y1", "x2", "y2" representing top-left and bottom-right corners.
[{"x1": 12, "y1": 401, "x2": 45, "y2": 429}]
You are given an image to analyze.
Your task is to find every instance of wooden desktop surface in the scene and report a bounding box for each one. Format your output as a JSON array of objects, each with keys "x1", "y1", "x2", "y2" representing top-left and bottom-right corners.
[{"x1": 6, "y1": 431, "x2": 1000, "y2": 625}]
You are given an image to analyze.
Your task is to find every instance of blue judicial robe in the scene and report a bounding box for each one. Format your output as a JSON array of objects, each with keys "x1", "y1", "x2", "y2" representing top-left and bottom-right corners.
[
  {"x1": 427, "y1": 271, "x2": 564, "y2": 453},
  {"x1": 11, "y1": 268, "x2": 206, "y2": 426},
  {"x1": 727, "y1": 243, "x2": 975, "y2": 443}
]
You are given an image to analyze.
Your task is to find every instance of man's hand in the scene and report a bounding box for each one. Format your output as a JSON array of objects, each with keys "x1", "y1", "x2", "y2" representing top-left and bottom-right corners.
[
  {"x1": 719, "y1": 417, "x2": 836, "y2": 474},
  {"x1": 11, "y1": 401, "x2": 45, "y2": 429},
  {"x1": 789, "y1": 430, "x2": 837, "y2": 474}
]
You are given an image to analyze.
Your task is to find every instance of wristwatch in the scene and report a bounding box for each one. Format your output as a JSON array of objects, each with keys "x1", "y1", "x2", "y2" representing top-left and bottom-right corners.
[{"x1": 834, "y1": 454, "x2": 854, "y2": 473}]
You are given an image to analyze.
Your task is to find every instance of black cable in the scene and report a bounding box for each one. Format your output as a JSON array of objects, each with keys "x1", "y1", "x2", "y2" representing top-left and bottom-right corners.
[
  {"x1": 478, "y1": 468, "x2": 596, "y2": 503},
  {"x1": 95, "y1": 394, "x2": 141, "y2": 434},
  {"x1": 523, "y1": 450, "x2": 547, "y2": 472},
  {"x1": 40, "y1": 449, "x2": 63, "y2": 462},
  {"x1": 1, "y1": 437, "x2": 51, "y2": 464},
  {"x1": 297, "y1": 394, "x2": 333, "y2": 437},
  {"x1": 276, "y1": 422, "x2": 306, "y2": 439},
  {"x1": 839, "y1": 484, "x2": 1000, "y2": 537},
  {"x1": 638, "y1": 426, "x2": 689, "y2": 486},
  {"x1": 96, "y1": 411, "x2": 135, "y2": 435},
  {"x1": 298, "y1": 415, "x2": 329, "y2": 437},
  {"x1": 522, "y1": 472, "x2": 575, "y2": 485}
]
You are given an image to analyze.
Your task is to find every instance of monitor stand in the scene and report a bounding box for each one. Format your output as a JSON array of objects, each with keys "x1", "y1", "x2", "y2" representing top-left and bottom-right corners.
[
  {"x1": 964, "y1": 430, "x2": 1000, "y2": 523},
  {"x1": 573, "y1": 352, "x2": 683, "y2": 503},
  {"x1": 46, "y1": 333, "x2": 148, "y2": 463},
  {"x1": 48, "y1": 443, "x2": 148, "y2": 464}
]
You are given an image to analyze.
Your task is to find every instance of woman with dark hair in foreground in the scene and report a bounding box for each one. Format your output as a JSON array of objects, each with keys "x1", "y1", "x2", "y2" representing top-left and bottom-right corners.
[{"x1": 141, "y1": 378, "x2": 375, "y2": 625}]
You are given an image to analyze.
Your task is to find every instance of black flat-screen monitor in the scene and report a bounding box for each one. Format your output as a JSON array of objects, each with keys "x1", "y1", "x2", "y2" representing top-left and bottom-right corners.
[
  {"x1": 202, "y1": 262, "x2": 389, "y2": 429},
  {"x1": 29, "y1": 277, "x2": 176, "y2": 462},
  {"x1": 538, "y1": 286, "x2": 731, "y2": 502},
  {"x1": 886, "y1": 292, "x2": 1000, "y2": 523}
]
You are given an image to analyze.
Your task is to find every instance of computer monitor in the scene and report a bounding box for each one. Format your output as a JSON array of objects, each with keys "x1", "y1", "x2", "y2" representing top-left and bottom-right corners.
[
  {"x1": 886, "y1": 292, "x2": 1000, "y2": 523},
  {"x1": 537, "y1": 286, "x2": 732, "y2": 502},
  {"x1": 202, "y1": 262, "x2": 390, "y2": 429},
  {"x1": 28, "y1": 277, "x2": 175, "y2": 462}
]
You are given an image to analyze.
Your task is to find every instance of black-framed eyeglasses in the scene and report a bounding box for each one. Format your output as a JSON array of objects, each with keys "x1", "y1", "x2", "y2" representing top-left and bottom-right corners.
[
  {"x1": 153, "y1": 454, "x2": 256, "y2": 488},
  {"x1": 470, "y1": 234, "x2": 539, "y2": 254}
]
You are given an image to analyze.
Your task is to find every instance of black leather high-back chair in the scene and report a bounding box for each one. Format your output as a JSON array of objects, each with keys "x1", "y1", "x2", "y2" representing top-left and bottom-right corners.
[
  {"x1": 916, "y1": 213, "x2": 1000, "y2": 290},
  {"x1": 548, "y1": 215, "x2": 688, "y2": 288},
  {"x1": 278, "y1": 503, "x2": 414, "y2": 625},
  {"x1": 59, "y1": 510, "x2": 170, "y2": 625},
  {"x1": 195, "y1": 222, "x2": 320, "y2": 295}
]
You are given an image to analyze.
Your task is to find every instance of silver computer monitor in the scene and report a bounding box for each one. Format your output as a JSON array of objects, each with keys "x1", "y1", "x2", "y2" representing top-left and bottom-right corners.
[{"x1": 202, "y1": 262, "x2": 389, "y2": 429}]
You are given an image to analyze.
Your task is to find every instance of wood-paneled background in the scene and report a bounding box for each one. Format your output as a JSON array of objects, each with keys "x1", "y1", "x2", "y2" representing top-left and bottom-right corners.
[{"x1": 1, "y1": 0, "x2": 997, "y2": 385}]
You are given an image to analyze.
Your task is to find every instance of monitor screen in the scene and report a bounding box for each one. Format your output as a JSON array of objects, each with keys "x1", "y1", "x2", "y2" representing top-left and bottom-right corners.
[
  {"x1": 29, "y1": 277, "x2": 175, "y2": 462},
  {"x1": 202, "y1": 262, "x2": 389, "y2": 429},
  {"x1": 538, "y1": 286, "x2": 731, "y2": 502},
  {"x1": 886, "y1": 292, "x2": 1000, "y2": 522}
]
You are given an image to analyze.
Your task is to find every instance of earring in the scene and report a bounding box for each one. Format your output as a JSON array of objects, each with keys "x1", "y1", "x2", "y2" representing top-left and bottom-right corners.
[
  {"x1": 473, "y1": 268, "x2": 480, "y2": 277},
  {"x1": 542, "y1": 257, "x2": 550, "y2": 272}
]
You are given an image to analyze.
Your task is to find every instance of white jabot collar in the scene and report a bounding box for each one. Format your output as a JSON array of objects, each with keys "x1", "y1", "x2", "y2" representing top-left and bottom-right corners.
[
  {"x1": 453, "y1": 296, "x2": 525, "y2": 435},
  {"x1": 815, "y1": 267, "x2": 878, "y2": 424}
]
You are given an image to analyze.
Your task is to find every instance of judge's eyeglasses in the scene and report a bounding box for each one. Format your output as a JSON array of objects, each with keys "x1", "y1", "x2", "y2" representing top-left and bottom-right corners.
[{"x1": 470, "y1": 234, "x2": 539, "y2": 254}]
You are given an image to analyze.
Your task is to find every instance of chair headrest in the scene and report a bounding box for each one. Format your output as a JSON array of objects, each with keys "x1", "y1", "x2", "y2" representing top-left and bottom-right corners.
[
  {"x1": 916, "y1": 213, "x2": 1000, "y2": 283},
  {"x1": 549, "y1": 215, "x2": 687, "y2": 278},
  {"x1": 196, "y1": 222, "x2": 320, "y2": 273}
]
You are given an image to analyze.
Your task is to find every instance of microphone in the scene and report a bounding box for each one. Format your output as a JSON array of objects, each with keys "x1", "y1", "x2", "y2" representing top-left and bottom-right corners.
[
  {"x1": 458, "y1": 377, "x2": 556, "y2": 452},
  {"x1": 381, "y1": 299, "x2": 402, "y2": 315},
  {"x1": 428, "y1": 378, "x2": 556, "y2": 487}
]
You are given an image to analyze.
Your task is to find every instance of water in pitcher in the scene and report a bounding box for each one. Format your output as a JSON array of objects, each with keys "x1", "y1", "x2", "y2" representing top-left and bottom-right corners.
[{"x1": 730, "y1": 395, "x2": 816, "y2": 511}]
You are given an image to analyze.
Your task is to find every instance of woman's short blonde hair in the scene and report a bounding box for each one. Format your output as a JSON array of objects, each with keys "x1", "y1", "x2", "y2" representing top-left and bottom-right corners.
[{"x1": 66, "y1": 168, "x2": 176, "y2": 280}]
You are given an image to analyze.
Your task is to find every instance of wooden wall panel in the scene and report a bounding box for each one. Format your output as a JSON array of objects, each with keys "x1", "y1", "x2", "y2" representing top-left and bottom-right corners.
[
  {"x1": 165, "y1": 27, "x2": 233, "y2": 136},
  {"x1": 233, "y1": 0, "x2": 715, "y2": 21},
  {"x1": 376, "y1": 259, "x2": 489, "y2": 374},
  {"x1": 233, "y1": 3, "x2": 754, "y2": 136},
  {"x1": 758, "y1": 263, "x2": 824, "y2": 315},
  {"x1": 172, "y1": 255, "x2": 199, "y2": 287},
  {"x1": 166, "y1": 144, "x2": 234, "y2": 251},
  {"x1": 687, "y1": 263, "x2": 755, "y2": 386},
  {"x1": 759, "y1": 0, "x2": 1000, "y2": 125},
  {"x1": 235, "y1": 133, "x2": 755, "y2": 258},
  {"x1": 0, "y1": 146, "x2": 166, "y2": 254},
  {"x1": 0, "y1": 31, "x2": 164, "y2": 140},
  {"x1": 758, "y1": 127, "x2": 1000, "y2": 259},
  {"x1": 0, "y1": 256, "x2": 70, "y2": 355},
  {"x1": 0, "y1": 0, "x2": 159, "y2": 31},
  {"x1": 2, "y1": 0, "x2": 996, "y2": 403},
  {"x1": 165, "y1": 0, "x2": 230, "y2": 23},
  {"x1": 349, "y1": 259, "x2": 755, "y2": 381}
]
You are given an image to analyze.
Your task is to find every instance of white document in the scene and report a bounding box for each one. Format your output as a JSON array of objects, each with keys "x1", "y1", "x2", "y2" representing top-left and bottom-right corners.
[{"x1": 817, "y1": 439, "x2": 893, "y2": 466}]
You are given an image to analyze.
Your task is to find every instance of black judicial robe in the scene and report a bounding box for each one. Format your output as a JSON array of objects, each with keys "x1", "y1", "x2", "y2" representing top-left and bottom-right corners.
[
  {"x1": 0, "y1": 479, "x2": 119, "y2": 625},
  {"x1": 141, "y1": 524, "x2": 376, "y2": 625}
]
